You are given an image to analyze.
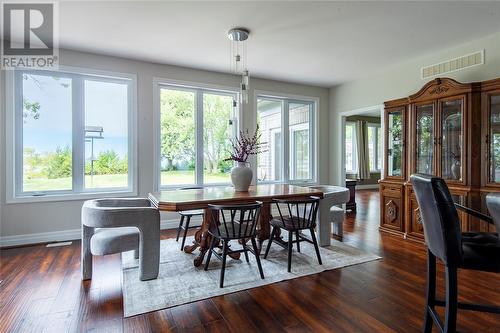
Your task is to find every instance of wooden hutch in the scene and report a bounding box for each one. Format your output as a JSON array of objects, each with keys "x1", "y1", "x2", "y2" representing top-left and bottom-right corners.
[{"x1": 380, "y1": 77, "x2": 500, "y2": 241}]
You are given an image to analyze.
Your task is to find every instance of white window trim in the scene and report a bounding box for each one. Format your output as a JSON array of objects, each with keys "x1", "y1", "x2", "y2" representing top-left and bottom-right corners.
[
  {"x1": 367, "y1": 123, "x2": 382, "y2": 172},
  {"x1": 255, "y1": 90, "x2": 318, "y2": 185},
  {"x1": 152, "y1": 77, "x2": 240, "y2": 190},
  {"x1": 345, "y1": 121, "x2": 358, "y2": 174},
  {"x1": 5, "y1": 66, "x2": 138, "y2": 203}
]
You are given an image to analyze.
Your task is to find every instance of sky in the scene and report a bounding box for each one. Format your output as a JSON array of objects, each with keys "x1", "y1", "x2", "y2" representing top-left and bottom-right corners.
[{"x1": 22, "y1": 73, "x2": 129, "y2": 157}]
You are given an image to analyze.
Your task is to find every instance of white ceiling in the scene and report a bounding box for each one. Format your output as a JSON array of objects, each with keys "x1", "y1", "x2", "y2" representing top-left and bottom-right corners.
[{"x1": 58, "y1": 1, "x2": 500, "y2": 87}]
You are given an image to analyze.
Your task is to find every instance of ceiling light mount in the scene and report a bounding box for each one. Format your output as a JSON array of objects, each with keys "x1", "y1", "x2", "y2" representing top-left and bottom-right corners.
[
  {"x1": 228, "y1": 28, "x2": 250, "y2": 104},
  {"x1": 227, "y1": 28, "x2": 250, "y2": 42}
]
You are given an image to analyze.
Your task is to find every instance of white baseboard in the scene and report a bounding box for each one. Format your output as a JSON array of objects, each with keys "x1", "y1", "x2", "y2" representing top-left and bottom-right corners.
[
  {"x1": 0, "y1": 218, "x2": 199, "y2": 248},
  {"x1": 356, "y1": 184, "x2": 379, "y2": 190},
  {"x1": 0, "y1": 228, "x2": 82, "y2": 248}
]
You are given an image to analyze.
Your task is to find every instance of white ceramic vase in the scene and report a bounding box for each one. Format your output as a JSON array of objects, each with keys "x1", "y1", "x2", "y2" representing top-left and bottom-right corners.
[
  {"x1": 231, "y1": 162, "x2": 253, "y2": 192},
  {"x1": 451, "y1": 161, "x2": 461, "y2": 180}
]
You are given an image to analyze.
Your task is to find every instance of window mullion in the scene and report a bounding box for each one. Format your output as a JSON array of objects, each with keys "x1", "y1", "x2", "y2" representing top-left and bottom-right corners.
[
  {"x1": 309, "y1": 103, "x2": 314, "y2": 181},
  {"x1": 283, "y1": 100, "x2": 290, "y2": 182},
  {"x1": 73, "y1": 76, "x2": 85, "y2": 193},
  {"x1": 195, "y1": 89, "x2": 204, "y2": 186}
]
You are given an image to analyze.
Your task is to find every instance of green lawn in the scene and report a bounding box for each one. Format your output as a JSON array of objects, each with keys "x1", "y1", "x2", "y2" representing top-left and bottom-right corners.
[
  {"x1": 23, "y1": 174, "x2": 129, "y2": 192},
  {"x1": 23, "y1": 171, "x2": 230, "y2": 192},
  {"x1": 160, "y1": 170, "x2": 230, "y2": 185}
]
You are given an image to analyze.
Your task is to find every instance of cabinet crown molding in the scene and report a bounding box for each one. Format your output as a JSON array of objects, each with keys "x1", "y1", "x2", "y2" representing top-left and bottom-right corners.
[{"x1": 409, "y1": 77, "x2": 480, "y2": 102}]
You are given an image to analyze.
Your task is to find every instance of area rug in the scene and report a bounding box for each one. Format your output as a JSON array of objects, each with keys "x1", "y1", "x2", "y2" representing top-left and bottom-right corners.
[{"x1": 121, "y1": 235, "x2": 380, "y2": 317}]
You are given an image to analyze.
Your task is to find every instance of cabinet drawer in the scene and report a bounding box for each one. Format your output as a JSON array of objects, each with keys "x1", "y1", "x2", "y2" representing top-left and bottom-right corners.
[{"x1": 380, "y1": 183, "x2": 403, "y2": 197}]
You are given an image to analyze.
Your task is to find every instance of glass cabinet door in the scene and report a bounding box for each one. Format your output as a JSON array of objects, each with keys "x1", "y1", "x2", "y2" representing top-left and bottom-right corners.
[
  {"x1": 387, "y1": 110, "x2": 403, "y2": 177},
  {"x1": 489, "y1": 94, "x2": 500, "y2": 183},
  {"x1": 416, "y1": 104, "x2": 435, "y2": 175},
  {"x1": 440, "y1": 98, "x2": 463, "y2": 181}
]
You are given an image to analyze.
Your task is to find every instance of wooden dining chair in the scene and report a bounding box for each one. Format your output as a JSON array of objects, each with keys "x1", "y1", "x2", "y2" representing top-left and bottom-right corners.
[
  {"x1": 176, "y1": 187, "x2": 204, "y2": 251},
  {"x1": 204, "y1": 202, "x2": 265, "y2": 288},
  {"x1": 264, "y1": 196, "x2": 322, "y2": 272}
]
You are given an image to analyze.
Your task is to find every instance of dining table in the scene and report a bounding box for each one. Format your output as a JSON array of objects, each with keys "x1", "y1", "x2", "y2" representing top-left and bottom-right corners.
[{"x1": 148, "y1": 184, "x2": 324, "y2": 267}]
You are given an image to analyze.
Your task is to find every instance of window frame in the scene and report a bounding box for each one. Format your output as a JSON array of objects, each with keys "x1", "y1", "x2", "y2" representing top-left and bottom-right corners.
[
  {"x1": 255, "y1": 92, "x2": 318, "y2": 185},
  {"x1": 345, "y1": 121, "x2": 358, "y2": 174},
  {"x1": 6, "y1": 66, "x2": 138, "y2": 203},
  {"x1": 153, "y1": 77, "x2": 240, "y2": 190},
  {"x1": 367, "y1": 122, "x2": 382, "y2": 172}
]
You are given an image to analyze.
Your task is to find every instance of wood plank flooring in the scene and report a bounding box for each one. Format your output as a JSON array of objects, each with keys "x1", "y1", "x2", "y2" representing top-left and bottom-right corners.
[{"x1": 1, "y1": 190, "x2": 499, "y2": 332}]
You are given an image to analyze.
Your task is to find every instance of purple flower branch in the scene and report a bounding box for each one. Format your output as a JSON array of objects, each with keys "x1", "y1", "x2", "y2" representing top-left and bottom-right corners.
[{"x1": 224, "y1": 124, "x2": 267, "y2": 163}]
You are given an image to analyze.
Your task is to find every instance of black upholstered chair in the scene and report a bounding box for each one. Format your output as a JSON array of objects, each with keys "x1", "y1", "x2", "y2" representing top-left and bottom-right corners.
[
  {"x1": 175, "y1": 187, "x2": 204, "y2": 250},
  {"x1": 411, "y1": 174, "x2": 500, "y2": 333},
  {"x1": 264, "y1": 196, "x2": 322, "y2": 272},
  {"x1": 204, "y1": 202, "x2": 265, "y2": 288}
]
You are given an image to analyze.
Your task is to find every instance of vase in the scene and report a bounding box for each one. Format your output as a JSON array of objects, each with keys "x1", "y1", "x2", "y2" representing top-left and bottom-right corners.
[
  {"x1": 451, "y1": 161, "x2": 461, "y2": 180},
  {"x1": 231, "y1": 162, "x2": 253, "y2": 192}
]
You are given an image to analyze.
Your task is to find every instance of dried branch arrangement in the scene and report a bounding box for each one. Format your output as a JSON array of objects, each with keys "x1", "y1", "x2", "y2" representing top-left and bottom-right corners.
[{"x1": 225, "y1": 124, "x2": 267, "y2": 163}]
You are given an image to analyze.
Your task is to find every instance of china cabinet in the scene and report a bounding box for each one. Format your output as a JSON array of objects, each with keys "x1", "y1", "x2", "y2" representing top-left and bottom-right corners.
[{"x1": 380, "y1": 77, "x2": 500, "y2": 241}]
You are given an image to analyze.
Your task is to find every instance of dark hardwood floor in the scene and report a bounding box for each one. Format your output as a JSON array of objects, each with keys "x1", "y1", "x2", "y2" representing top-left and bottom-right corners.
[{"x1": 1, "y1": 190, "x2": 499, "y2": 332}]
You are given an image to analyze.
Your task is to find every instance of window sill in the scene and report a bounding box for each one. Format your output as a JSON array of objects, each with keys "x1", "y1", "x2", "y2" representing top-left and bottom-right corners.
[
  {"x1": 6, "y1": 189, "x2": 138, "y2": 204},
  {"x1": 257, "y1": 180, "x2": 318, "y2": 186}
]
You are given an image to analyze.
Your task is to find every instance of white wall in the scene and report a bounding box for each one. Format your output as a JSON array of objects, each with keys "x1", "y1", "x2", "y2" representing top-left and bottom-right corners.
[
  {"x1": 329, "y1": 31, "x2": 500, "y2": 185},
  {"x1": 0, "y1": 49, "x2": 330, "y2": 246}
]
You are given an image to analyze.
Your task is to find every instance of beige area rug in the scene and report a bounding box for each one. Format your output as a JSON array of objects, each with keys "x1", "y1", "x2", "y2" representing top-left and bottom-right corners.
[{"x1": 121, "y1": 235, "x2": 381, "y2": 317}]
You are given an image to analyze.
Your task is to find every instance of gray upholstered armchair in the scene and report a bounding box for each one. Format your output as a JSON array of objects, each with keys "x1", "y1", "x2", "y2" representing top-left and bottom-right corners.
[{"x1": 81, "y1": 198, "x2": 160, "y2": 281}]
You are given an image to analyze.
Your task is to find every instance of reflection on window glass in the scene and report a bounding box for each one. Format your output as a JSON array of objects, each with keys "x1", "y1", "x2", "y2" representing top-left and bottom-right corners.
[
  {"x1": 289, "y1": 102, "x2": 311, "y2": 180},
  {"x1": 441, "y1": 99, "x2": 462, "y2": 181},
  {"x1": 416, "y1": 105, "x2": 434, "y2": 175},
  {"x1": 160, "y1": 88, "x2": 196, "y2": 186},
  {"x1": 490, "y1": 95, "x2": 500, "y2": 183},
  {"x1": 387, "y1": 111, "x2": 402, "y2": 176},
  {"x1": 22, "y1": 74, "x2": 73, "y2": 192},
  {"x1": 257, "y1": 99, "x2": 283, "y2": 181},
  {"x1": 85, "y1": 80, "x2": 129, "y2": 189},
  {"x1": 203, "y1": 93, "x2": 234, "y2": 184}
]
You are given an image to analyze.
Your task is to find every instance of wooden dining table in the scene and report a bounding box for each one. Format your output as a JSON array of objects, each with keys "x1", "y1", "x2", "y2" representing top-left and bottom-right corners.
[{"x1": 148, "y1": 184, "x2": 324, "y2": 267}]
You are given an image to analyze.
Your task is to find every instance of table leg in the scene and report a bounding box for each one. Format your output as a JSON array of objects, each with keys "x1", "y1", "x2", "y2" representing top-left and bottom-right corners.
[
  {"x1": 183, "y1": 208, "x2": 210, "y2": 267},
  {"x1": 256, "y1": 202, "x2": 272, "y2": 253}
]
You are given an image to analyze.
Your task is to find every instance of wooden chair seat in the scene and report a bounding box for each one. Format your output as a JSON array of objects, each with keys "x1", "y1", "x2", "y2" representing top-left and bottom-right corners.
[{"x1": 270, "y1": 216, "x2": 315, "y2": 230}]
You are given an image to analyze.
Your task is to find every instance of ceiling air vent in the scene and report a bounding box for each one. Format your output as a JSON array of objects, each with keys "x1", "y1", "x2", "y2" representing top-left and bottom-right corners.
[{"x1": 421, "y1": 50, "x2": 484, "y2": 79}]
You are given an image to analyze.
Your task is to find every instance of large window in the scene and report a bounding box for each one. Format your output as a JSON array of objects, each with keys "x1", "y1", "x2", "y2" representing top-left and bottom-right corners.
[
  {"x1": 10, "y1": 69, "x2": 135, "y2": 198},
  {"x1": 158, "y1": 84, "x2": 237, "y2": 187},
  {"x1": 345, "y1": 122, "x2": 381, "y2": 175},
  {"x1": 257, "y1": 96, "x2": 316, "y2": 183},
  {"x1": 367, "y1": 123, "x2": 382, "y2": 172},
  {"x1": 345, "y1": 122, "x2": 357, "y2": 173}
]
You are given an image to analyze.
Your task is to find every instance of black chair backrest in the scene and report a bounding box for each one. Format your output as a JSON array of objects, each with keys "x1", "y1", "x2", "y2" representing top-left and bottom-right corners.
[
  {"x1": 208, "y1": 202, "x2": 262, "y2": 239},
  {"x1": 273, "y1": 196, "x2": 320, "y2": 230},
  {"x1": 411, "y1": 174, "x2": 463, "y2": 266}
]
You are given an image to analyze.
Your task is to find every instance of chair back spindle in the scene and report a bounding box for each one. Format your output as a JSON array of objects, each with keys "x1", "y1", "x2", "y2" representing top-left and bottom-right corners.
[
  {"x1": 274, "y1": 196, "x2": 320, "y2": 230},
  {"x1": 208, "y1": 202, "x2": 262, "y2": 239}
]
